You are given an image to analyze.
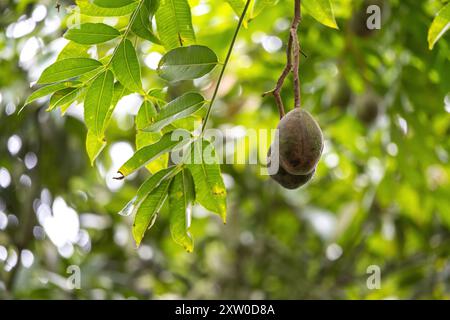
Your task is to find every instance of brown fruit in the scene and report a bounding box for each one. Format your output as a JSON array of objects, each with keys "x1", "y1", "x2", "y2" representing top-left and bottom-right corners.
[
  {"x1": 277, "y1": 108, "x2": 323, "y2": 175},
  {"x1": 267, "y1": 147, "x2": 315, "y2": 189}
]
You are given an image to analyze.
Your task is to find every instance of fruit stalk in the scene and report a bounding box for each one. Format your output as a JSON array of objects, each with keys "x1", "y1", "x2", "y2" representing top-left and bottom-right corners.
[
  {"x1": 262, "y1": 0, "x2": 302, "y2": 117},
  {"x1": 292, "y1": 0, "x2": 301, "y2": 109}
]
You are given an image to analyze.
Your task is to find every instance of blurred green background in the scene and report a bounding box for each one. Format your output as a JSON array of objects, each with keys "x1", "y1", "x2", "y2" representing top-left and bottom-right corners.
[{"x1": 1, "y1": 0, "x2": 450, "y2": 299}]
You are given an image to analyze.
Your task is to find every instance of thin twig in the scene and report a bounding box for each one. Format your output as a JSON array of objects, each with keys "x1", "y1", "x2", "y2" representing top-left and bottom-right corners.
[
  {"x1": 291, "y1": 0, "x2": 301, "y2": 108},
  {"x1": 262, "y1": 0, "x2": 302, "y2": 117}
]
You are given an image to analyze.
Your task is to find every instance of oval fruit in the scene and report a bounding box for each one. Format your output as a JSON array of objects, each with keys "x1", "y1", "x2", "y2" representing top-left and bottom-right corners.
[
  {"x1": 267, "y1": 146, "x2": 315, "y2": 189},
  {"x1": 277, "y1": 108, "x2": 323, "y2": 175}
]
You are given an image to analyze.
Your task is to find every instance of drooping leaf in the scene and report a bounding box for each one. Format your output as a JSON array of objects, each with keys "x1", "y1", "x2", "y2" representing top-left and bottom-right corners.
[
  {"x1": 302, "y1": 0, "x2": 338, "y2": 29},
  {"x1": 21, "y1": 81, "x2": 81, "y2": 112},
  {"x1": 155, "y1": 0, "x2": 196, "y2": 49},
  {"x1": 48, "y1": 87, "x2": 83, "y2": 111},
  {"x1": 131, "y1": 167, "x2": 179, "y2": 246},
  {"x1": 169, "y1": 169, "x2": 195, "y2": 252},
  {"x1": 142, "y1": 92, "x2": 205, "y2": 132},
  {"x1": 136, "y1": 100, "x2": 168, "y2": 173},
  {"x1": 131, "y1": 2, "x2": 161, "y2": 44},
  {"x1": 84, "y1": 70, "x2": 115, "y2": 137},
  {"x1": 136, "y1": 100, "x2": 158, "y2": 130},
  {"x1": 86, "y1": 129, "x2": 107, "y2": 165},
  {"x1": 101, "y1": 82, "x2": 131, "y2": 128},
  {"x1": 428, "y1": 3, "x2": 450, "y2": 50},
  {"x1": 133, "y1": 178, "x2": 170, "y2": 246},
  {"x1": 157, "y1": 45, "x2": 218, "y2": 82},
  {"x1": 119, "y1": 166, "x2": 178, "y2": 216},
  {"x1": 112, "y1": 39, "x2": 143, "y2": 93},
  {"x1": 77, "y1": 0, "x2": 138, "y2": 16},
  {"x1": 117, "y1": 129, "x2": 191, "y2": 178},
  {"x1": 93, "y1": 0, "x2": 136, "y2": 8},
  {"x1": 64, "y1": 23, "x2": 121, "y2": 45},
  {"x1": 186, "y1": 139, "x2": 227, "y2": 222},
  {"x1": 38, "y1": 58, "x2": 103, "y2": 84}
]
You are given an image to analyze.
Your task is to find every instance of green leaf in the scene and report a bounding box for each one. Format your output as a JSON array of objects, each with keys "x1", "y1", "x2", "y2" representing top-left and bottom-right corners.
[
  {"x1": 119, "y1": 166, "x2": 178, "y2": 216},
  {"x1": 117, "y1": 129, "x2": 191, "y2": 178},
  {"x1": 38, "y1": 58, "x2": 103, "y2": 84},
  {"x1": 428, "y1": 3, "x2": 450, "y2": 50},
  {"x1": 57, "y1": 42, "x2": 90, "y2": 60},
  {"x1": 84, "y1": 70, "x2": 115, "y2": 137},
  {"x1": 77, "y1": 0, "x2": 138, "y2": 16},
  {"x1": 302, "y1": 0, "x2": 338, "y2": 29},
  {"x1": 142, "y1": 92, "x2": 205, "y2": 132},
  {"x1": 21, "y1": 81, "x2": 81, "y2": 112},
  {"x1": 136, "y1": 100, "x2": 168, "y2": 173},
  {"x1": 155, "y1": 0, "x2": 196, "y2": 49},
  {"x1": 48, "y1": 87, "x2": 83, "y2": 111},
  {"x1": 133, "y1": 176, "x2": 171, "y2": 246},
  {"x1": 112, "y1": 39, "x2": 143, "y2": 93},
  {"x1": 111, "y1": 82, "x2": 130, "y2": 106},
  {"x1": 64, "y1": 23, "x2": 121, "y2": 45},
  {"x1": 131, "y1": 2, "x2": 161, "y2": 44},
  {"x1": 169, "y1": 169, "x2": 195, "y2": 252},
  {"x1": 86, "y1": 129, "x2": 107, "y2": 165},
  {"x1": 186, "y1": 139, "x2": 227, "y2": 222},
  {"x1": 136, "y1": 100, "x2": 158, "y2": 130},
  {"x1": 94, "y1": 0, "x2": 136, "y2": 8},
  {"x1": 130, "y1": 166, "x2": 179, "y2": 246},
  {"x1": 157, "y1": 45, "x2": 218, "y2": 82},
  {"x1": 226, "y1": 0, "x2": 251, "y2": 27},
  {"x1": 252, "y1": 0, "x2": 278, "y2": 18}
]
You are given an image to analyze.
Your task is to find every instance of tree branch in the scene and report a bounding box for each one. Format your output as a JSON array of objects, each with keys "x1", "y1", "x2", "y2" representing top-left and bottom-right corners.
[{"x1": 262, "y1": 0, "x2": 302, "y2": 117}]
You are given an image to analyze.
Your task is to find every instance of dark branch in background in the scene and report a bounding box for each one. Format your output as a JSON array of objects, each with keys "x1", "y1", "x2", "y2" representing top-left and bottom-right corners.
[{"x1": 262, "y1": 0, "x2": 302, "y2": 118}]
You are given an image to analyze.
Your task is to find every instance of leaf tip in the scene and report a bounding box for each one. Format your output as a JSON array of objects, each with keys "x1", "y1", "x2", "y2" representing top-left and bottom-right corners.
[{"x1": 113, "y1": 171, "x2": 125, "y2": 180}]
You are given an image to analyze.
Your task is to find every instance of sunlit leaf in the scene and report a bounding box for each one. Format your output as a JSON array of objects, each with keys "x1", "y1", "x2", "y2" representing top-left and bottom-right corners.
[
  {"x1": 119, "y1": 166, "x2": 178, "y2": 216},
  {"x1": 48, "y1": 87, "x2": 83, "y2": 111},
  {"x1": 112, "y1": 39, "x2": 143, "y2": 93},
  {"x1": 64, "y1": 23, "x2": 121, "y2": 45},
  {"x1": 155, "y1": 0, "x2": 196, "y2": 49},
  {"x1": 186, "y1": 139, "x2": 227, "y2": 222},
  {"x1": 77, "y1": 0, "x2": 138, "y2": 16},
  {"x1": 57, "y1": 42, "x2": 90, "y2": 60},
  {"x1": 93, "y1": 0, "x2": 136, "y2": 8},
  {"x1": 136, "y1": 100, "x2": 168, "y2": 173},
  {"x1": 84, "y1": 70, "x2": 115, "y2": 137},
  {"x1": 38, "y1": 58, "x2": 103, "y2": 84},
  {"x1": 252, "y1": 0, "x2": 278, "y2": 18},
  {"x1": 157, "y1": 45, "x2": 218, "y2": 82},
  {"x1": 169, "y1": 169, "x2": 195, "y2": 252},
  {"x1": 142, "y1": 92, "x2": 205, "y2": 132},
  {"x1": 21, "y1": 81, "x2": 81, "y2": 112},
  {"x1": 86, "y1": 129, "x2": 107, "y2": 165},
  {"x1": 302, "y1": 0, "x2": 338, "y2": 29},
  {"x1": 117, "y1": 129, "x2": 191, "y2": 178},
  {"x1": 131, "y1": 1, "x2": 161, "y2": 44},
  {"x1": 132, "y1": 167, "x2": 179, "y2": 246},
  {"x1": 226, "y1": 0, "x2": 251, "y2": 27},
  {"x1": 428, "y1": 3, "x2": 450, "y2": 50}
]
